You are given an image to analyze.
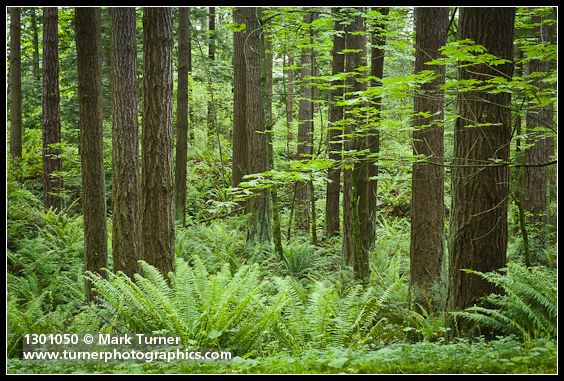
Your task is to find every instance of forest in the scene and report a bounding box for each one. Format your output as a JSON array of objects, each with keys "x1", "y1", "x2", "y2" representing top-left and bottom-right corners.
[{"x1": 6, "y1": 6, "x2": 557, "y2": 374}]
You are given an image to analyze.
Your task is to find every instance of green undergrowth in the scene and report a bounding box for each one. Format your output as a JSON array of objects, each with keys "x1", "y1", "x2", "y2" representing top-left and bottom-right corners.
[
  {"x1": 6, "y1": 184, "x2": 557, "y2": 374},
  {"x1": 7, "y1": 337, "x2": 557, "y2": 374}
]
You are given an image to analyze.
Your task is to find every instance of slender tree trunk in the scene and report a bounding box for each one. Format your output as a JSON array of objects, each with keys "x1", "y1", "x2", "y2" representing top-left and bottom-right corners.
[
  {"x1": 42, "y1": 7, "x2": 63, "y2": 211},
  {"x1": 141, "y1": 7, "x2": 175, "y2": 277},
  {"x1": 286, "y1": 54, "x2": 295, "y2": 153},
  {"x1": 449, "y1": 7, "x2": 515, "y2": 311},
  {"x1": 9, "y1": 7, "x2": 22, "y2": 163},
  {"x1": 110, "y1": 7, "x2": 141, "y2": 277},
  {"x1": 284, "y1": 51, "x2": 295, "y2": 241},
  {"x1": 522, "y1": 12, "x2": 554, "y2": 254},
  {"x1": 295, "y1": 12, "x2": 314, "y2": 234},
  {"x1": 342, "y1": 163, "x2": 354, "y2": 269},
  {"x1": 207, "y1": 7, "x2": 216, "y2": 144},
  {"x1": 545, "y1": 13, "x2": 557, "y2": 245},
  {"x1": 28, "y1": 8, "x2": 42, "y2": 129},
  {"x1": 341, "y1": 11, "x2": 355, "y2": 273},
  {"x1": 309, "y1": 12, "x2": 320, "y2": 246},
  {"x1": 187, "y1": 8, "x2": 194, "y2": 143},
  {"x1": 232, "y1": 8, "x2": 248, "y2": 189},
  {"x1": 367, "y1": 7, "x2": 389, "y2": 247},
  {"x1": 325, "y1": 7, "x2": 346, "y2": 238},
  {"x1": 352, "y1": 10, "x2": 370, "y2": 280},
  {"x1": 208, "y1": 7, "x2": 215, "y2": 65},
  {"x1": 31, "y1": 8, "x2": 41, "y2": 80},
  {"x1": 175, "y1": 7, "x2": 190, "y2": 224},
  {"x1": 511, "y1": 48, "x2": 531, "y2": 266},
  {"x1": 343, "y1": 9, "x2": 369, "y2": 280},
  {"x1": 101, "y1": 8, "x2": 112, "y2": 123},
  {"x1": 75, "y1": 7, "x2": 108, "y2": 300},
  {"x1": 264, "y1": 25, "x2": 284, "y2": 259},
  {"x1": 243, "y1": 7, "x2": 272, "y2": 244},
  {"x1": 410, "y1": 7, "x2": 448, "y2": 311}
]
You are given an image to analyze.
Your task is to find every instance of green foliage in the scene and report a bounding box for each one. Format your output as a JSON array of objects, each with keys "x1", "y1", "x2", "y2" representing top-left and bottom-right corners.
[
  {"x1": 86, "y1": 257, "x2": 285, "y2": 354},
  {"x1": 370, "y1": 214, "x2": 410, "y2": 293},
  {"x1": 183, "y1": 132, "x2": 233, "y2": 221},
  {"x1": 453, "y1": 263, "x2": 557, "y2": 341},
  {"x1": 404, "y1": 305, "x2": 450, "y2": 343},
  {"x1": 6, "y1": 197, "x2": 95, "y2": 360},
  {"x1": 374, "y1": 169, "x2": 411, "y2": 217},
  {"x1": 280, "y1": 240, "x2": 315, "y2": 279},
  {"x1": 175, "y1": 221, "x2": 247, "y2": 272},
  {"x1": 218, "y1": 337, "x2": 556, "y2": 374},
  {"x1": 6, "y1": 173, "x2": 43, "y2": 248},
  {"x1": 271, "y1": 276, "x2": 402, "y2": 353},
  {"x1": 7, "y1": 290, "x2": 102, "y2": 359},
  {"x1": 7, "y1": 292, "x2": 59, "y2": 358},
  {"x1": 83, "y1": 253, "x2": 408, "y2": 357},
  {"x1": 8, "y1": 336, "x2": 557, "y2": 374},
  {"x1": 7, "y1": 208, "x2": 85, "y2": 308}
]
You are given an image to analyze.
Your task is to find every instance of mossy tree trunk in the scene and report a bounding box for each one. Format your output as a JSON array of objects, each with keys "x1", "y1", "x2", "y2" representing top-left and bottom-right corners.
[
  {"x1": 243, "y1": 7, "x2": 272, "y2": 245},
  {"x1": 343, "y1": 8, "x2": 370, "y2": 281}
]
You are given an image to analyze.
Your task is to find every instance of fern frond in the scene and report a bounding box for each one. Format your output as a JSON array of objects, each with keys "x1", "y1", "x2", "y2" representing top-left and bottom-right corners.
[
  {"x1": 456, "y1": 263, "x2": 557, "y2": 340},
  {"x1": 270, "y1": 276, "x2": 308, "y2": 352}
]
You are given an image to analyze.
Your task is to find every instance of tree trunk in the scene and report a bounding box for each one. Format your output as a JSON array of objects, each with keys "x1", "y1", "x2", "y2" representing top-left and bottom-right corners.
[
  {"x1": 449, "y1": 7, "x2": 515, "y2": 311},
  {"x1": 101, "y1": 8, "x2": 112, "y2": 123},
  {"x1": 341, "y1": 12, "x2": 355, "y2": 275},
  {"x1": 31, "y1": 8, "x2": 41, "y2": 80},
  {"x1": 343, "y1": 9, "x2": 369, "y2": 280},
  {"x1": 295, "y1": 12, "x2": 314, "y2": 234},
  {"x1": 110, "y1": 7, "x2": 141, "y2": 278},
  {"x1": 367, "y1": 7, "x2": 389, "y2": 247},
  {"x1": 42, "y1": 7, "x2": 63, "y2": 211},
  {"x1": 286, "y1": 54, "x2": 295, "y2": 153},
  {"x1": 325, "y1": 7, "x2": 346, "y2": 238},
  {"x1": 75, "y1": 7, "x2": 108, "y2": 300},
  {"x1": 409, "y1": 7, "x2": 448, "y2": 310},
  {"x1": 232, "y1": 8, "x2": 248, "y2": 189},
  {"x1": 188, "y1": 8, "x2": 194, "y2": 143},
  {"x1": 522, "y1": 11, "x2": 554, "y2": 254},
  {"x1": 175, "y1": 7, "x2": 191, "y2": 224},
  {"x1": 243, "y1": 7, "x2": 272, "y2": 244},
  {"x1": 9, "y1": 7, "x2": 22, "y2": 163},
  {"x1": 207, "y1": 7, "x2": 216, "y2": 144},
  {"x1": 141, "y1": 7, "x2": 175, "y2": 277},
  {"x1": 264, "y1": 25, "x2": 284, "y2": 259}
]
